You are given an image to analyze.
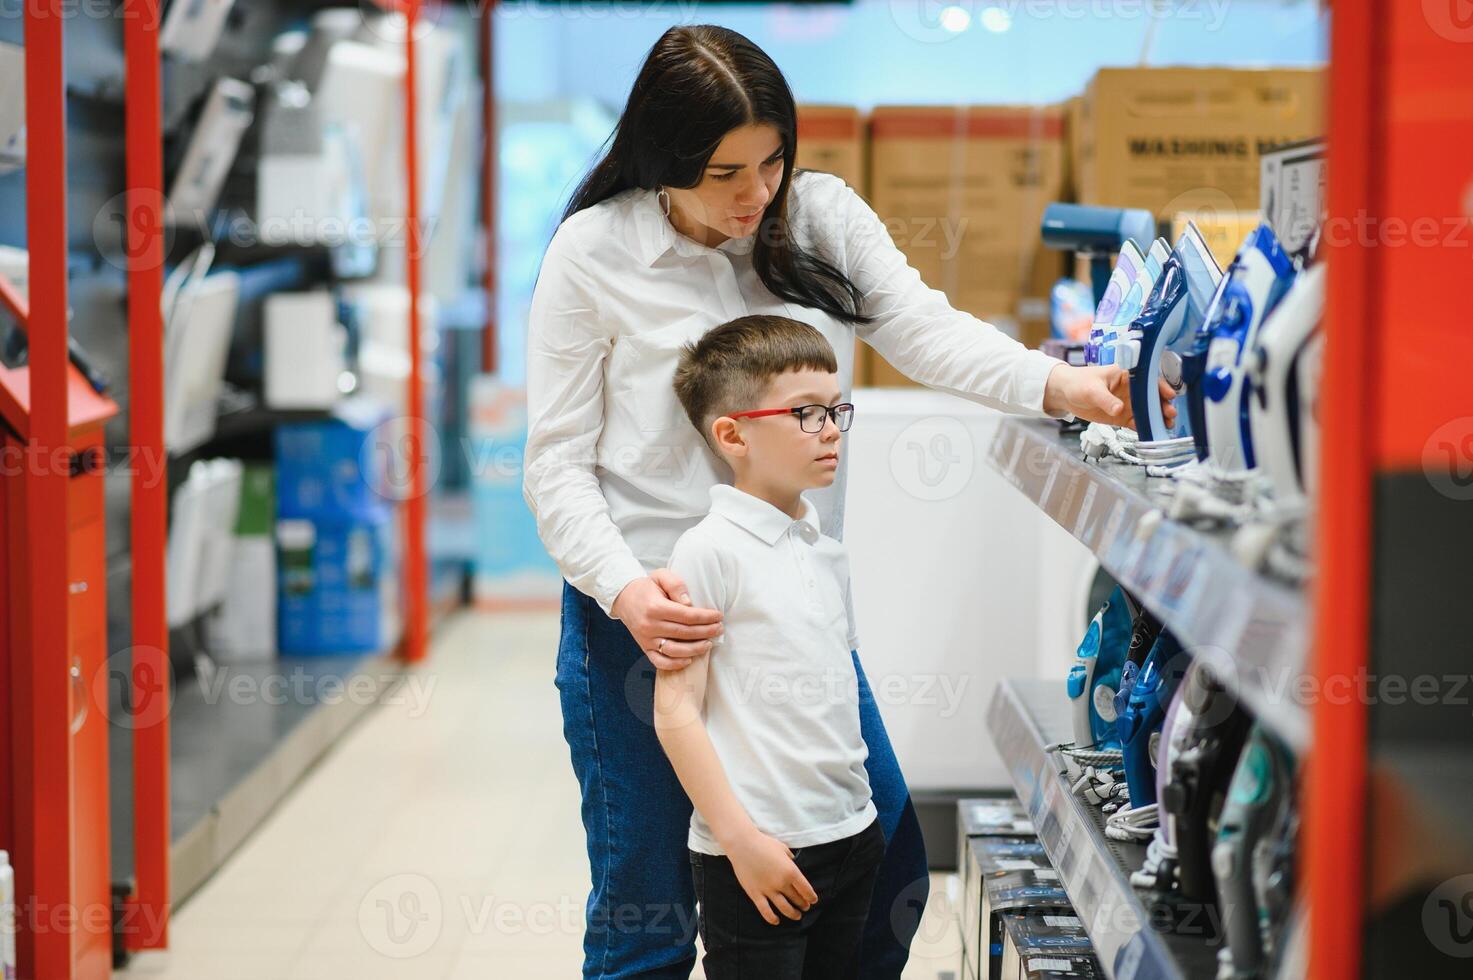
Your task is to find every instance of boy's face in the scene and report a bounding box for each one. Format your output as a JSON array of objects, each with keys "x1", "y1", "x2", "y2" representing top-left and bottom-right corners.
[{"x1": 719, "y1": 369, "x2": 845, "y2": 492}]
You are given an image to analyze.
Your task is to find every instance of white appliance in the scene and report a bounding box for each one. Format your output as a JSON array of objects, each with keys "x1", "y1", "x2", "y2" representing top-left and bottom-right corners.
[
  {"x1": 166, "y1": 77, "x2": 255, "y2": 224},
  {"x1": 163, "y1": 265, "x2": 239, "y2": 455},
  {"x1": 160, "y1": 0, "x2": 237, "y2": 63},
  {"x1": 263, "y1": 290, "x2": 347, "y2": 410},
  {"x1": 340, "y1": 283, "x2": 439, "y2": 418},
  {"x1": 166, "y1": 458, "x2": 242, "y2": 628},
  {"x1": 0, "y1": 42, "x2": 25, "y2": 174},
  {"x1": 843, "y1": 388, "x2": 1096, "y2": 790}
]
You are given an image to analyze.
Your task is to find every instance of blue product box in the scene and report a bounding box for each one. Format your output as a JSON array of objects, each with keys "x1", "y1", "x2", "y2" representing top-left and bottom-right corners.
[
  {"x1": 276, "y1": 510, "x2": 400, "y2": 655},
  {"x1": 274, "y1": 400, "x2": 394, "y2": 522}
]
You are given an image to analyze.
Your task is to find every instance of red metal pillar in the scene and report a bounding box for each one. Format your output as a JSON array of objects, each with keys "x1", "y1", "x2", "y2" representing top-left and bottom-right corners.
[
  {"x1": 1304, "y1": 2, "x2": 1373, "y2": 978},
  {"x1": 402, "y1": 0, "x2": 429, "y2": 662},
  {"x1": 123, "y1": 0, "x2": 171, "y2": 950},
  {"x1": 18, "y1": 2, "x2": 75, "y2": 977}
]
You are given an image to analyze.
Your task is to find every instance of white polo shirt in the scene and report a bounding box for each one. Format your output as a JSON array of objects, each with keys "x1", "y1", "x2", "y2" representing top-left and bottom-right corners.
[{"x1": 668, "y1": 484, "x2": 877, "y2": 856}]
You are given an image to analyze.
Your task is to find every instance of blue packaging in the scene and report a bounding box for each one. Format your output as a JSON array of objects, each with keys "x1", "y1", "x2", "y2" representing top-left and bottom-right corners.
[
  {"x1": 274, "y1": 400, "x2": 394, "y2": 522},
  {"x1": 276, "y1": 510, "x2": 400, "y2": 655}
]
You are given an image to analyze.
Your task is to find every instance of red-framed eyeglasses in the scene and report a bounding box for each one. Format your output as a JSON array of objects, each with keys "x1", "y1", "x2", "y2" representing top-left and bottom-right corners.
[{"x1": 728, "y1": 403, "x2": 855, "y2": 434}]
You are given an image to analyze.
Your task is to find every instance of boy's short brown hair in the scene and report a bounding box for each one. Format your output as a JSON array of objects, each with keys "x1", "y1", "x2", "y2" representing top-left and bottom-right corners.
[{"x1": 672, "y1": 314, "x2": 838, "y2": 452}]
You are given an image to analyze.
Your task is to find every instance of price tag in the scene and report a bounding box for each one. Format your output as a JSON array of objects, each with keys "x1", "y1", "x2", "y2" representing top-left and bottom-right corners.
[
  {"x1": 1097, "y1": 499, "x2": 1128, "y2": 557},
  {"x1": 997, "y1": 859, "x2": 1043, "y2": 872},
  {"x1": 1007, "y1": 431, "x2": 1026, "y2": 480},
  {"x1": 1033, "y1": 869, "x2": 1060, "y2": 881},
  {"x1": 1039, "y1": 459, "x2": 1061, "y2": 511},
  {"x1": 1029, "y1": 960, "x2": 1079, "y2": 973},
  {"x1": 1073, "y1": 481, "x2": 1099, "y2": 540},
  {"x1": 1044, "y1": 915, "x2": 1082, "y2": 929}
]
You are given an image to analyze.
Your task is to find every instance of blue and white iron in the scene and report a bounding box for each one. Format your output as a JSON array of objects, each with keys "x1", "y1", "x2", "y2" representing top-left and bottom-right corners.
[
  {"x1": 1066, "y1": 586, "x2": 1135, "y2": 750},
  {"x1": 1100, "y1": 239, "x2": 1170, "y2": 367},
  {"x1": 1086, "y1": 242, "x2": 1144, "y2": 365},
  {"x1": 1118, "y1": 224, "x2": 1224, "y2": 443},
  {"x1": 1197, "y1": 224, "x2": 1297, "y2": 472},
  {"x1": 1247, "y1": 264, "x2": 1326, "y2": 511},
  {"x1": 1116, "y1": 628, "x2": 1188, "y2": 808}
]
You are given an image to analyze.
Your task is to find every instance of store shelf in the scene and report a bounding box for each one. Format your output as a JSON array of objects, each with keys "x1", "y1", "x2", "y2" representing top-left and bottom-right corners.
[
  {"x1": 987, "y1": 679, "x2": 1222, "y2": 980},
  {"x1": 987, "y1": 419, "x2": 1310, "y2": 750},
  {"x1": 109, "y1": 567, "x2": 465, "y2": 906}
]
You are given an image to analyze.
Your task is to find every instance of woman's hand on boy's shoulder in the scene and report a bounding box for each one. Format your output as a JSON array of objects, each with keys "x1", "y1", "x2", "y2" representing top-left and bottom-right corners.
[
  {"x1": 723, "y1": 830, "x2": 818, "y2": 926},
  {"x1": 611, "y1": 571, "x2": 724, "y2": 670}
]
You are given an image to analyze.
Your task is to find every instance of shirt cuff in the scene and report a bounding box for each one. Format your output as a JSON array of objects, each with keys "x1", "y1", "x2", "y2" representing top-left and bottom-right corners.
[
  {"x1": 593, "y1": 556, "x2": 650, "y2": 619},
  {"x1": 1026, "y1": 352, "x2": 1074, "y2": 421}
]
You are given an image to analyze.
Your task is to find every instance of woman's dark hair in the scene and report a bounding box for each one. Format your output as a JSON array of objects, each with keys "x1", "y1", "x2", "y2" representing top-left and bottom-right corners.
[{"x1": 563, "y1": 25, "x2": 870, "y2": 325}]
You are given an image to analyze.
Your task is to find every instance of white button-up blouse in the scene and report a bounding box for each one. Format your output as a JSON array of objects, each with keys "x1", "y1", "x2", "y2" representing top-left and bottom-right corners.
[{"x1": 524, "y1": 170, "x2": 1061, "y2": 617}]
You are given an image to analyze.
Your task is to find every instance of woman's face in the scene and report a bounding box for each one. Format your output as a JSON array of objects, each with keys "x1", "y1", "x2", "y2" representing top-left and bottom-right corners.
[{"x1": 665, "y1": 123, "x2": 786, "y2": 247}]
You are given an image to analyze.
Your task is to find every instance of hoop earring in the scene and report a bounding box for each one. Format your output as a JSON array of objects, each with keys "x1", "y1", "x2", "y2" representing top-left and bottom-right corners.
[{"x1": 656, "y1": 187, "x2": 671, "y2": 218}]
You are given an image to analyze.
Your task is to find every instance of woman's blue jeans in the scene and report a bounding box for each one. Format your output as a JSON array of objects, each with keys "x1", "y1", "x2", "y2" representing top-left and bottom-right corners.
[{"x1": 555, "y1": 581, "x2": 930, "y2": 979}]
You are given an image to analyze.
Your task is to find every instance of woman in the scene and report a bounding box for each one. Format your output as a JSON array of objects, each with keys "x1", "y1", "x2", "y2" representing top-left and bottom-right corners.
[{"x1": 525, "y1": 25, "x2": 1165, "y2": 980}]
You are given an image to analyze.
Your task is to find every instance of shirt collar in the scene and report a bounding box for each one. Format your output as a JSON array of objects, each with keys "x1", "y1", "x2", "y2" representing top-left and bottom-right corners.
[
  {"x1": 628, "y1": 188, "x2": 756, "y2": 266},
  {"x1": 709, "y1": 484, "x2": 821, "y2": 546}
]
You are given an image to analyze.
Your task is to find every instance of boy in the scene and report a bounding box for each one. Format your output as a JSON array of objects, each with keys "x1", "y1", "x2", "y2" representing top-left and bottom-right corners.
[{"x1": 654, "y1": 314, "x2": 885, "y2": 979}]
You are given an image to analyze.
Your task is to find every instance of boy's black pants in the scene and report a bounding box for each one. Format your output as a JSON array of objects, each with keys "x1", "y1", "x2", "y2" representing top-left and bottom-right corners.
[{"x1": 690, "y1": 818, "x2": 887, "y2": 979}]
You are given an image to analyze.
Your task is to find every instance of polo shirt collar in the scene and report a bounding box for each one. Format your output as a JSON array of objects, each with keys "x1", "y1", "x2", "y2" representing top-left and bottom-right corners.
[
  {"x1": 709, "y1": 484, "x2": 820, "y2": 545},
  {"x1": 628, "y1": 187, "x2": 756, "y2": 266}
]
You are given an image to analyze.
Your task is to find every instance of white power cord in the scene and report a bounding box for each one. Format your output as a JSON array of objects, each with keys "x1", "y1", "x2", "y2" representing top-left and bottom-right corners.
[{"x1": 1105, "y1": 802, "x2": 1159, "y2": 843}]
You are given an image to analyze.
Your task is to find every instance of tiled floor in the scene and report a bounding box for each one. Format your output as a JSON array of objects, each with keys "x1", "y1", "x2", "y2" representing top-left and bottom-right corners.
[{"x1": 117, "y1": 609, "x2": 964, "y2": 979}]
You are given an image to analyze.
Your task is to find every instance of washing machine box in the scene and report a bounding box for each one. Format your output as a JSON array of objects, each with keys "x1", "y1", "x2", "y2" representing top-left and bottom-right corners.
[{"x1": 1076, "y1": 67, "x2": 1325, "y2": 220}]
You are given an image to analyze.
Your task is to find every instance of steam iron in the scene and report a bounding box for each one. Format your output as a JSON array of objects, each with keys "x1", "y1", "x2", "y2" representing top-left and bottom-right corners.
[
  {"x1": 1100, "y1": 239, "x2": 1170, "y2": 368},
  {"x1": 1066, "y1": 586, "x2": 1135, "y2": 750},
  {"x1": 1129, "y1": 659, "x2": 1212, "y2": 893},
  {"x1": 1195, "y1": 224, "x2": 1297, "y2": 472},
  {"x1": 1115, "y1": 628, "x2": 1189, "y2": 808},
  {"x1": 1214, "y1": 723, "x2": 1297, "y2": 979},
  {"x1": 1158, "y1": 669, "x2": 1253, "y2": 906},
  {"x1": 1246, "y1": 264, "x2": 1326, "y2": 511},
  {"x1": 1119, "y1": 224, "x2": 1225, "y2": 443},
  {"x1": 1086, "y1": 241, "x2": 1144, "y2": 365}
]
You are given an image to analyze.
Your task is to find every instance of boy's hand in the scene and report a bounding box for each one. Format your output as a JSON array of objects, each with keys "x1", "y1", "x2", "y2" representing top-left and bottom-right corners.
[{"x1": 723, "y1": 830, "x2": 818, "y2": 926}]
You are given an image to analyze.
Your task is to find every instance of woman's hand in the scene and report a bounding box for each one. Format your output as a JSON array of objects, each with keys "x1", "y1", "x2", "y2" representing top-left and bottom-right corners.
[
  {"x1": 1042, "y1": 363, "x2": 1178, "y2": 431},
  {"x1": 723, "y1": 830, "x2": 818, "y2": 926},
  {"x1": 611, "y1": 570, "x2": 724, "y2": 670}
]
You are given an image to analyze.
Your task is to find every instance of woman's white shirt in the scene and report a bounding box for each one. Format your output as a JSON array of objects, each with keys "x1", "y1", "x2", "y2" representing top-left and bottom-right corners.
[{"x1": 524, "y1": 170, "x2": 1063, "y2": 618}]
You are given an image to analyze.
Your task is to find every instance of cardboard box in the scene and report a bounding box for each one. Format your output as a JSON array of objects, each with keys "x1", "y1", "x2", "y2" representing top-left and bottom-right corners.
[
  {"x1": 867, "y1": 104, "x2": 1069, "y2": 381},
  {"x1": 796, "y1": 105, "x2": 871, "y2": 385},
  {"x1": 796, "y1": 104, "x2": 867, "y2": 197},
  {"x1": 1076, "y1": 67, "x2": 1325, "y2": 221},
  {"x1": 1171, "y1": 209, "x2": 1264, "y2": 271},
  {"x1": 1000, "y1": 912, "x2": 1095, "y2": 980},
  {"x1": 983, "y1": 872, "x2": 1073, "y2": 980},
  {"x1": 957, "y1": 800, "x2": 1043, "y2": 979}
]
